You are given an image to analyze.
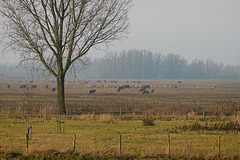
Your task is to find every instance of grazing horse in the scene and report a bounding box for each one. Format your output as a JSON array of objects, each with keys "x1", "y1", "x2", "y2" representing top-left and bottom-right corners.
[
  {"x1": 117, "y1": 86, "x2": 123, "y2": 92},
  {"x1": 139, "y1": 88, "x2": 145, "y2": 92},
  {"x1": 122, "y1": 85, "x2": 130, "y2": 89},
  {"x1": 31, "y1": 85, "x2": 37, "y2": 89},
  {"x1": 89, "y1": 89, "x2": 96, "y2": 94},
  {"x1": 52, "y1": 88, "x2": 56, "y2": 91},
  {"x1": 117, "y1": 85, "x2": 130, "y2": 92},
  {"x1": 20, "y1": 85, "x2": 27, "y2": 89},
  {"x1": 142, "y1": 90, "x2": 149, "y2": 95},
  {"x1": 141, "y1": 85, "x2": 150, "y2": 89}
]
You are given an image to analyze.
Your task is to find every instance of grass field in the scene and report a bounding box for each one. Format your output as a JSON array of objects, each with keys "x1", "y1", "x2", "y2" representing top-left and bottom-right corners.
[{"x1": 0, "y1": 79, "x2": 240, "y2": 159}]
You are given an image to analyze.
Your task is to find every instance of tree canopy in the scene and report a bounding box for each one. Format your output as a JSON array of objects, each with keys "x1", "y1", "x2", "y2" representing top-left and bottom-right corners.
[{"x1": 0, "y1": 0, "x2": 132, "y2": 114}]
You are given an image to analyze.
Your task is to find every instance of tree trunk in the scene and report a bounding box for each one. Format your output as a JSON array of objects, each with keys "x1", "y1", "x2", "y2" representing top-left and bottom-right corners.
[{"x1": 57, "y1": 74, "x2": 66, "y2": 115}]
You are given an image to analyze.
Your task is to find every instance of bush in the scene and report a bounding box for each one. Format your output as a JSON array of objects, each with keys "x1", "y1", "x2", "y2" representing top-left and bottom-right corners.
[{"x1": 142, "y1": 117, "x2": 155, "y2": 126}]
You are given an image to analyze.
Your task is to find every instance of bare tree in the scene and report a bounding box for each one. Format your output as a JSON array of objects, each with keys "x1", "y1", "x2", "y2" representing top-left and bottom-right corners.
[{"x1": 0, "y1": 0, "x2": 132, "y2": 115}]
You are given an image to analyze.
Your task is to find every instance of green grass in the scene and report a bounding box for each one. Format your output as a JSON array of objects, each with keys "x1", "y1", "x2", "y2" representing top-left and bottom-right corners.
[{"x1": 1, "y1": 115, "x2": 240, "y2": 159}]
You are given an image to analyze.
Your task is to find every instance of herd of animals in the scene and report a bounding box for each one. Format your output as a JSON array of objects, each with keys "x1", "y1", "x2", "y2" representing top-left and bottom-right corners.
[
  {"x1": 6, "y1": 80, "x2": 184, "y2": 95},
  {"x1": 8, "y1": 83, "x2": 56, "y2": 91},
  {"x1": 89, "y1": 84, "x2": 154, "y2": 95}
]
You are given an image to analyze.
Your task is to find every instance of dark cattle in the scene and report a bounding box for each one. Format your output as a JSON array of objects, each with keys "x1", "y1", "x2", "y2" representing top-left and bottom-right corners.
[
  {"x1": 139, "y1": 88, "x2": 145, "y2": 92},
  {"x1": 117, "y1": 85, "x2": 130, "y2": 92},
  {"x1": 178, "y1": 81, "x2": 182, "y2": 84},
  {"x1": 8, "y1": 84, "x2": 10, "y2": 88},
  {"x1": 46, "y1": 85, "x2": 49, "y2": 89},
  {"x1": 117, "y1": 86, "x2": 123, "y2": 92},
  {"x1": 97, "y1": 80, "x2": 101, "y2": 83},
  {"x1": 141, "y1": 85, "x2": 150, "y2": 89},
  {"x1": 151, "y1": 89, "x2": 154, "y2": 93},
  {"x1": 52, "y1": 88, "x2": 56, "y2": 91},
  {"x1": 89, "y1": 89, "x2": 96, "y2": 94},
  {"x1": 142, "y1": 90, "x2": 149, "y2": 95},
  {"x1": 122, "y1": 85, "x2": 130, "y2": 89},
  {"x1": 31, "y1": 85, "x2": 37, "y2": 89},
  {"x1": 20, "y1": 85, "x2": 27, "y2": 89}
]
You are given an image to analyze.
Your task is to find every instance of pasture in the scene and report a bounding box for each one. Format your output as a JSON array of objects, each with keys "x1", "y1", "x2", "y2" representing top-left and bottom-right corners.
[{"x1": 0, "y1": 79, "x2": 240, "y2": 159}]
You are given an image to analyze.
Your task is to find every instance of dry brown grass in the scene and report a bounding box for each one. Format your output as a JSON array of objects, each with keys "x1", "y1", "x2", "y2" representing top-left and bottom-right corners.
[
  {"x1": 1, "y1": 79, "x2": 240, "y2": 118},
  {"x1": 1, "y1": 79, "x2": 240, "y2": 159}
]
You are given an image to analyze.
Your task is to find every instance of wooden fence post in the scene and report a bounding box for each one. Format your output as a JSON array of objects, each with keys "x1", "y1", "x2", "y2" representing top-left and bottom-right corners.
[
  {"x1": 119, "y1": 134, "x2": 122, "y2": 154},
  {"x1": 73, "y1": 134, "x2": 76, "y2": 152},
  {"x1": 168, "y1": 135, "x2": 171, "y2": 156},
  {"x1": 29, "y1": 125, "x2": 32, "y2": 140},
  {"x1": 57, "y1": 120, "x2": 65, "y2": 134},
  {"x1": 59, "y1": 120, "x2": 62, "y2": 134}
]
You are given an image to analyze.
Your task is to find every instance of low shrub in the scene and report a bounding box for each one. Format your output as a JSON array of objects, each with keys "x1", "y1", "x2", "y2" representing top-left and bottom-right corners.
[
  {"x1": 174, "y1": 121, "x2": 240, "y2": 132},
  {"x1": 142, "y1": 117, "x2": 155, "y2": 126}
]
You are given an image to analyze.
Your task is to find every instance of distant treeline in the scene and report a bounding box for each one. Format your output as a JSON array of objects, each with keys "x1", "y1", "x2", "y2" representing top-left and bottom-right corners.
[
  {"x1": 91, "y1": 49, "x2": 240, "y2": 79},
  {"x1": 1, "y1": 49, "x2": 240, "y2": 79}
]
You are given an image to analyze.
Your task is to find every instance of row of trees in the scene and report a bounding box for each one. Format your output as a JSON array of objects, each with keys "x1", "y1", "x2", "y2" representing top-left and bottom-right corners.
[
  {"x1": 1, "y1": 49, "x2": 240, "y2": 80},
  {"x1": 89, "y1": 49, "x2": 240, "y2": 79},
  {"x1": 0, "y1": 63, "x2": 46, "y2": 79}
]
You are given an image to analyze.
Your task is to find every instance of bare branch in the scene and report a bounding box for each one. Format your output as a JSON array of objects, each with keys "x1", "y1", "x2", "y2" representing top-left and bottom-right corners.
[{"x1": 0, "y1": 0, "x2": 132, "y2": 114}]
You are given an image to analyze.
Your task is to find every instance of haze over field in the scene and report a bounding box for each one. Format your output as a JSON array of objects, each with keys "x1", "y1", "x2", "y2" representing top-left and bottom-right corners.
[
  {"x1": 1, "y1": 0, "x2": 240, "y2": 65},
  {"x1": 1, "y1": 50, "x2": 240, "y2": 80}
]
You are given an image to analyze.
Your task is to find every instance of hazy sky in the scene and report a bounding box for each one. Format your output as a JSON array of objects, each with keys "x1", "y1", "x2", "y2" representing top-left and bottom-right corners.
[
  {"x1": 1, "y1": 0, "x2": 240, "y2": 65},
  {"x1": 109, "y1": 0, "x2": 240, "y2": 65}
]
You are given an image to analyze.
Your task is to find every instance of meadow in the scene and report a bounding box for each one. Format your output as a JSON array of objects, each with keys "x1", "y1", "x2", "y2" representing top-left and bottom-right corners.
[{"x1": 0, "y1": 79, "x2": 240, "y2": 159}]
